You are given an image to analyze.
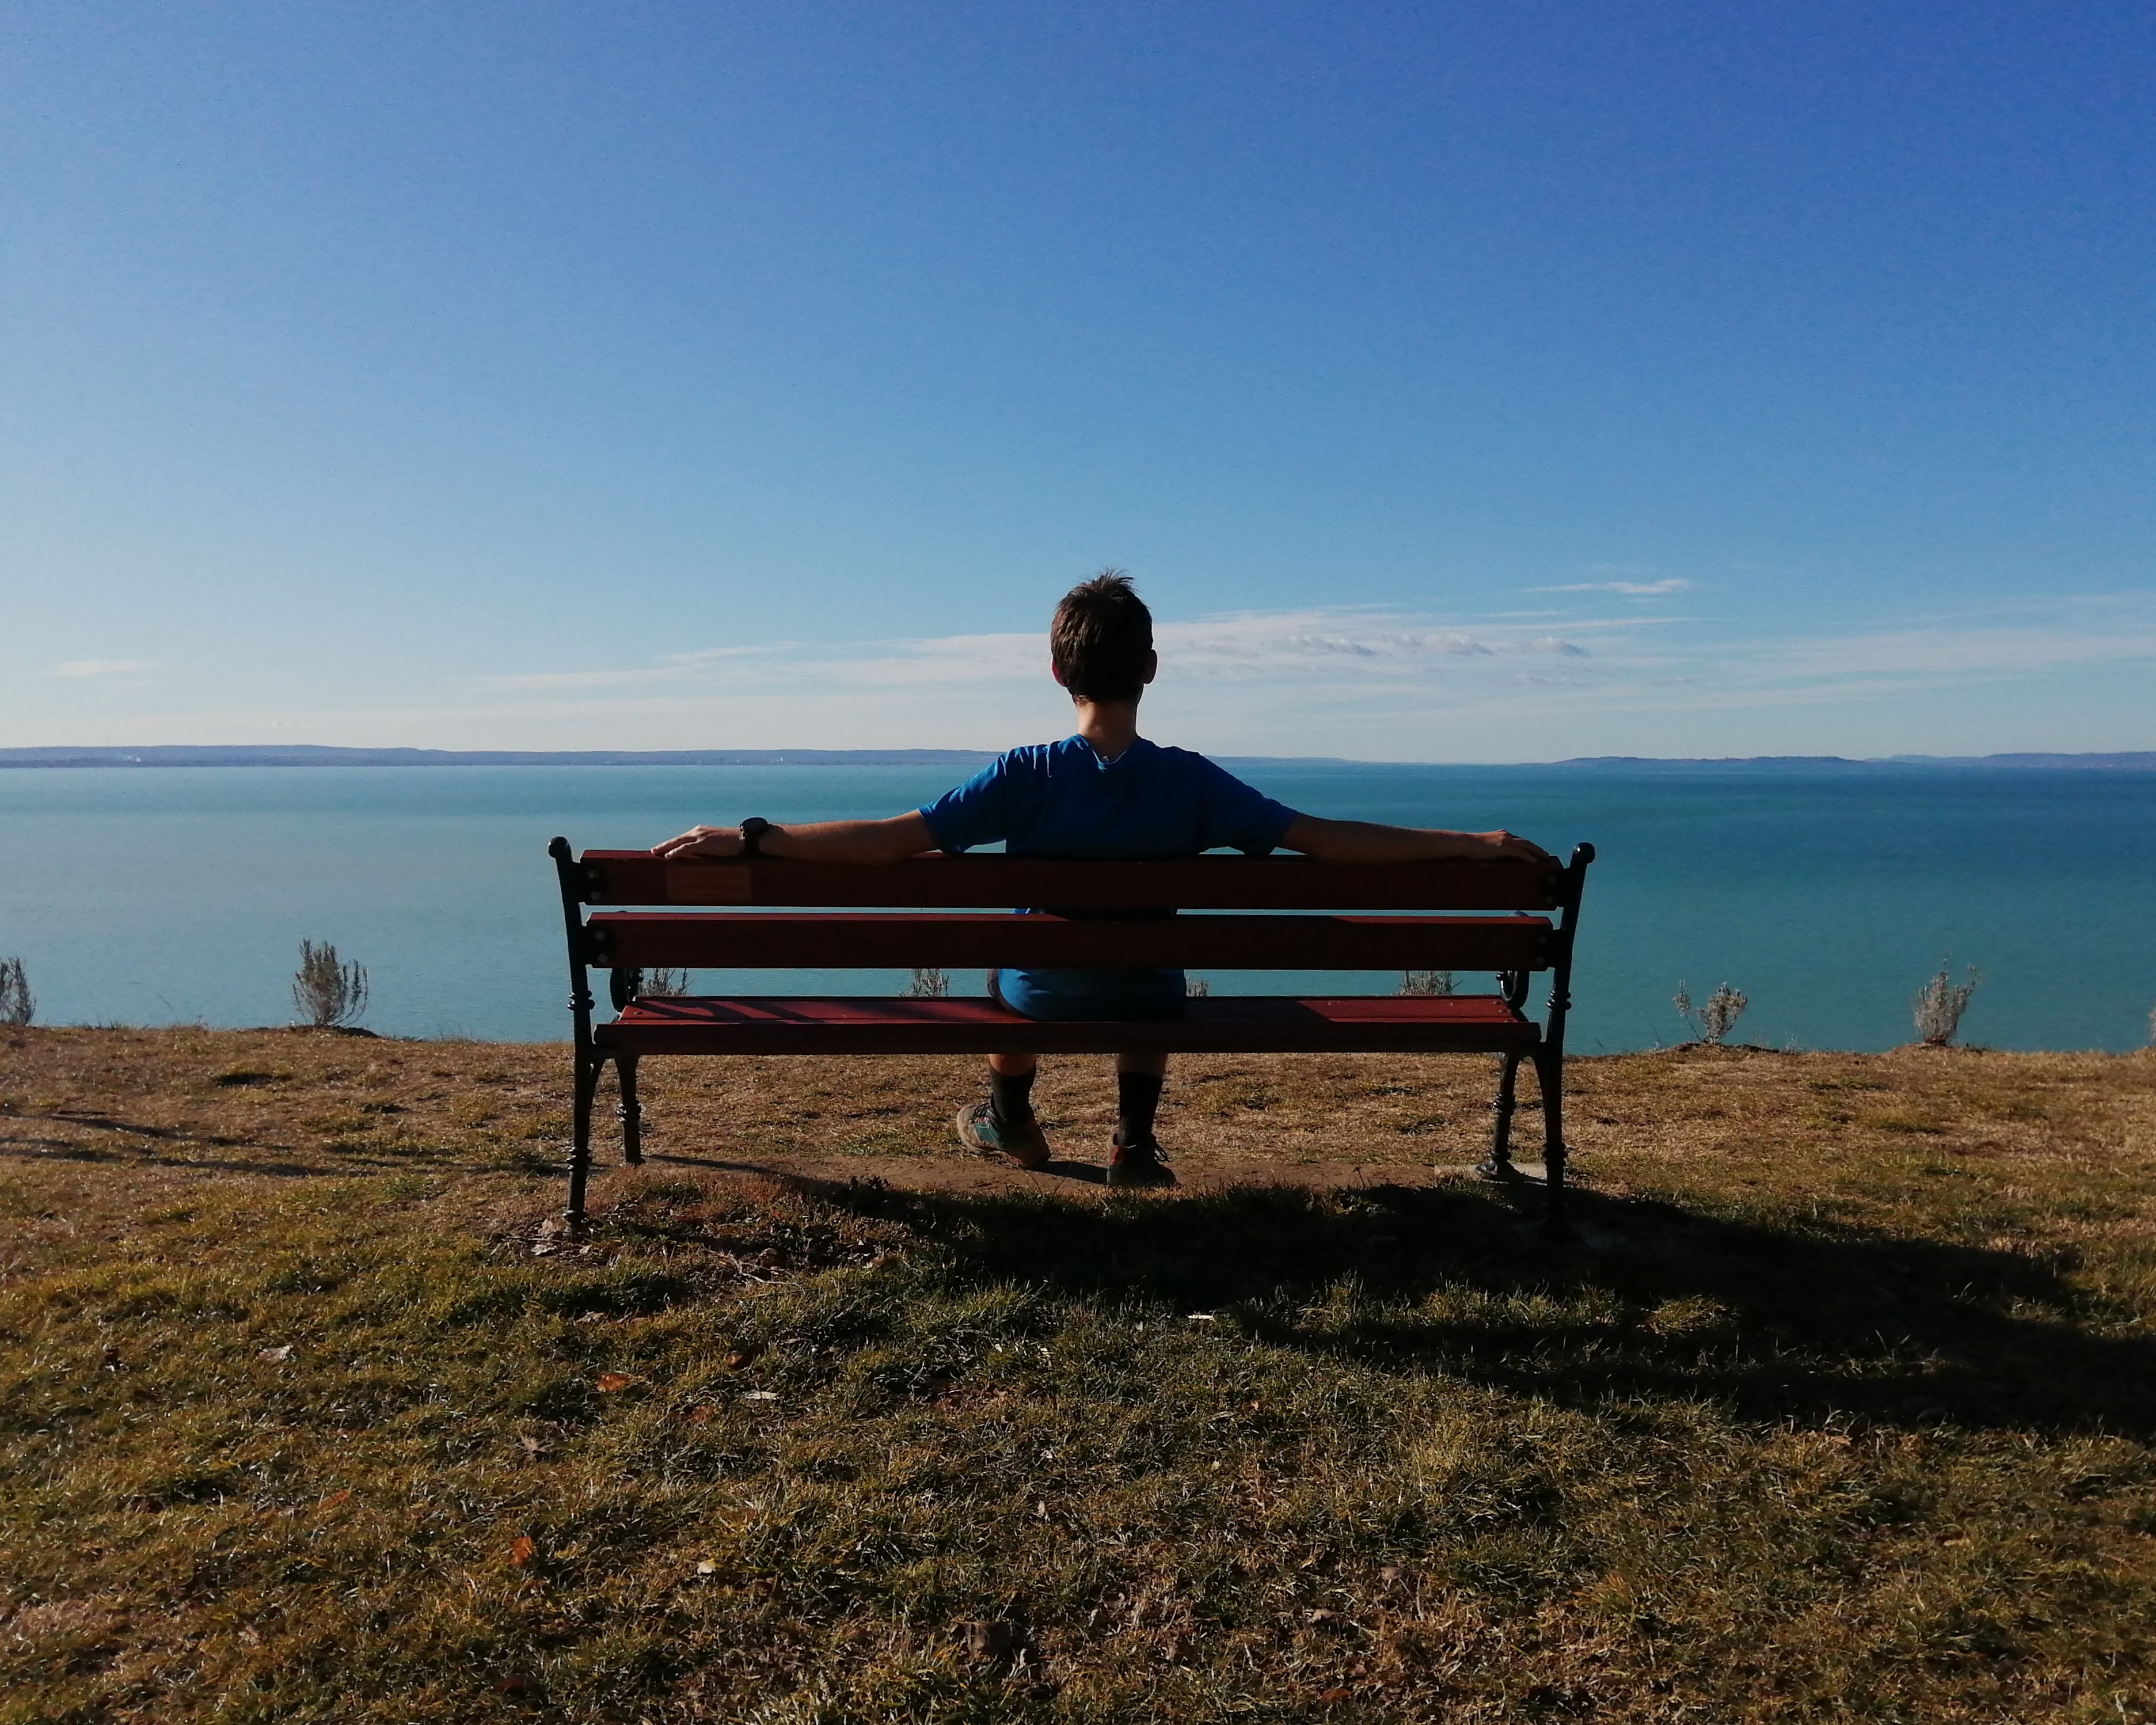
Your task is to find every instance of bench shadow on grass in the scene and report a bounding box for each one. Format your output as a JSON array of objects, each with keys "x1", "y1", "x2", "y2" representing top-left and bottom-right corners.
[
  {"x1": 802, "y1": 1177, "x2": 2156, "y2": 1440},
  {"x1": 0, "y1": 1133, "x2": 348, "y2": 1180},
  {"x1": 0, "y1": 1111, "x2": 527, "y2": 1180}
]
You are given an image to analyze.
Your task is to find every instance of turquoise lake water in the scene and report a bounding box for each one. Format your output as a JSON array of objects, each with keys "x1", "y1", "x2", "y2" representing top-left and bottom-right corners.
[{"x1": 1, "y1": 763, "x2": 2152, "y2": 1051}]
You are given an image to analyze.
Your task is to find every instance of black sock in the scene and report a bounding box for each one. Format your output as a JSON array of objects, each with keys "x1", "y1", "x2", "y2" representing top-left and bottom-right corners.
[
  {"x1": 1115, "y1": 1072, "x2": 1163, "y2": 1146},
  {"x1": 989, "y1": 1068, "x2": 1036, "y2": 1128}
]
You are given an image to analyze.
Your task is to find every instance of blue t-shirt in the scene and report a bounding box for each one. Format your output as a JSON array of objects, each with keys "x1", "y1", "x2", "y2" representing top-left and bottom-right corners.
[
  {"x1": 916, "y1": 736, "x2": 1298, "y2": 1020},
  {"x1": 918, "y1": 735, "x2": 1296, "y2": 860}
]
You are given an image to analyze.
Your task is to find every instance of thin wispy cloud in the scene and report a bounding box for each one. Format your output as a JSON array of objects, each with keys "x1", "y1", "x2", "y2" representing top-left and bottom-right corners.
[
  {"x1": 216, "y1": 592, "x2": 2129, "y2": 762},
  {"x1": 1160, "y1": 611, "x2": 1514, "y2": 666},
  {"x1": 484, "y1": 643, "x2": 800, "y2": 692},
  {"x1": 1531, "y1": 578, "x2": 1693, "y2": 595},
  {"x1": 434, "y1": 591, "x2": 2151, "y2": 738},
  {"x1": 1758, "y1": 621, "x2": 2156, "y2": 681},
  {"x1": 51, "y1": 658, "x2": 156, "y2": 679},
  {"x1": 50, "y1": 592, "x2": 2150, "y2": 762},
  {"x1": 478, "y1": 609, "x2": 1599, "y2": 700}
]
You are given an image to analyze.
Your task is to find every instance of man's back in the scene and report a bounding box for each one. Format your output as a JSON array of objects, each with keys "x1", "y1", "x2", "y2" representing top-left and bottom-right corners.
[{"x1": 917, "y1": 735, "x2": 1295, "y2": 861}]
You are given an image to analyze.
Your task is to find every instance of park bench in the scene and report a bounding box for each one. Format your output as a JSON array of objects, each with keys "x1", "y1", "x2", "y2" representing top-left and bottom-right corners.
[{"x1": 546, "y1": 839, "x2": 1596, "y2": 1233}]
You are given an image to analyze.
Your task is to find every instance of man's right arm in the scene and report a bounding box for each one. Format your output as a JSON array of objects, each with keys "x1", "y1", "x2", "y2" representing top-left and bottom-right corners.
[
  {"x1": 653, "y1": 749, "x2": 1011, "y2": 865},
  {"x1": 1279, "y1": 814, "x2": 1549, "y2": 864},
  {"x1": 652, "y1": 812, "x2": 936, "y2": 864}
]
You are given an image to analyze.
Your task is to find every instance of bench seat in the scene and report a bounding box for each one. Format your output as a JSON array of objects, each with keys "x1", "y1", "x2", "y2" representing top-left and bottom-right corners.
[{"x1": 596, "y1": 991, "x2": 1542, "y2": 1057}]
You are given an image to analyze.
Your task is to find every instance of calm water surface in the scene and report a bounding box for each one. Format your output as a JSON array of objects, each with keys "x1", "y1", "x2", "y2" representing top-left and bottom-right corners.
[{"x1": 2, "y1": 764, "x2": 2151, "y2": 1051}]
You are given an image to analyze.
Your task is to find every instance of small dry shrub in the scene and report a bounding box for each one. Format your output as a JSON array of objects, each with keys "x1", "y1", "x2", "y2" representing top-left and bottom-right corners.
[
  {"x1": 1400, "y1": 970, "x2": 1455, "y2": 998},
  {"x1": 906, "y1": 967, "x2": 950, "y2": 998},
  {"x1": 1186, "y1": 975, "x2": 1211, "y2": 997},
  {"x1": 0, "y1": 956, "x2": 32, "y2": 1027},
  {"x1": 1674, "y1": 980, "x2": 1747, "y2": 1046},
  {"x1": 638, "y1": 967, "x2": 691, "y2": 997},
  {"x1": 1913, "y1": 964, "x2": 1980, "y2": 1046},
  {"x1": 292, "y1": 940, "x2": 368, "y2": 1028}
]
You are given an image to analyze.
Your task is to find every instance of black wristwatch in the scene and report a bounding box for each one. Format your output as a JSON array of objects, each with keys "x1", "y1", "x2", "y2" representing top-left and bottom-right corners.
[{"x1": 738, "y1": 817, "x2": 777, "y2": 857}]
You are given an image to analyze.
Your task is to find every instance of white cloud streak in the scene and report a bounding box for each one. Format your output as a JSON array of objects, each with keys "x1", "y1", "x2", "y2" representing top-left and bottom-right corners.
[
  {"x1": 485, "y1": 643, "x2": 801, "y2": 691},
  {"x1": 25, "y1": 598, "x2": 2146, "y2": 761},
  {"x1": 1531, "y1": 578, "x2": 1693, "y2": 595},
  {"x1": 475, "y1": 610, "x2": 1603, "y2": 700},
  {"x1": 465, "y1": 597, "x2": 2156, "y2": 727},
  {"x1": 1759, "y1": 621, "x2": 2156, "y2": 680}
]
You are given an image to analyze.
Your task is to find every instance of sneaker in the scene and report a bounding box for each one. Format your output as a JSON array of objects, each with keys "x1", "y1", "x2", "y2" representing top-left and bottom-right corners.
[
  {"x1": 1106, "y1": 1135, "x2": 1176, "y2": 1190},
  {"x1": 955, "y1": 1100, "x2": 1050, "y2": 1171}
]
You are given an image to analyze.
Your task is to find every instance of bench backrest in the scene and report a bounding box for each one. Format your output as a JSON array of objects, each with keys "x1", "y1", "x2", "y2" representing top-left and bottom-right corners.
[
  {"x1": 550, "y1": 846, "x2": 1594, "y2": 982},
  {"x1": 568, "y1": 850, "x2": 1571, "y2": 910}
]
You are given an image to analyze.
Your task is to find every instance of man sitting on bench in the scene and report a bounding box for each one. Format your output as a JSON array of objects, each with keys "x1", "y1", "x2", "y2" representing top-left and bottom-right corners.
[{"x1": 655, "y1": 573, "x2": 1548, "y2": 1188}]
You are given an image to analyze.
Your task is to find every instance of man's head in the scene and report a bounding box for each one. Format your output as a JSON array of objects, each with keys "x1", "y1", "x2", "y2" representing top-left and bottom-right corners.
[{"x1": 1050, "y1": 571, "x2": 1157, "y2": 704}]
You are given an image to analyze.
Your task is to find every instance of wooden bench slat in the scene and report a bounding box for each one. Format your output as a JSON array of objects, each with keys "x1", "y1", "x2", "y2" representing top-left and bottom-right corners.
[
  {"x1": 595, "y1": 993, "x2": 1543, "y2": 1057},
  {"x1": 587, "y1": 911, "x2": 1554, "y2": 971},
  {"x1": 573, "y1": 850, "x2": 1562, "y2": 911}
]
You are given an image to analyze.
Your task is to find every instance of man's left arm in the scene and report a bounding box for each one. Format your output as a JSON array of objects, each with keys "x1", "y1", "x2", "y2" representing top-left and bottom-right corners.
[{"x1": 1279, "y1": 814, "x2": 1549, "y2": 864}]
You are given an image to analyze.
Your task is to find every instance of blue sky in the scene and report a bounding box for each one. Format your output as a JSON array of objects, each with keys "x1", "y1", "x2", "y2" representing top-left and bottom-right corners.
[{"x1": 5, "y1": 2, "x2": 2151, "y2": 759}]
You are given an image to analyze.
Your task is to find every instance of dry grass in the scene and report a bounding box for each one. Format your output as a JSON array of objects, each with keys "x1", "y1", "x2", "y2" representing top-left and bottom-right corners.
[{"x1": 3, "y1": 1027, "x2": 2155, "y2": 1722}]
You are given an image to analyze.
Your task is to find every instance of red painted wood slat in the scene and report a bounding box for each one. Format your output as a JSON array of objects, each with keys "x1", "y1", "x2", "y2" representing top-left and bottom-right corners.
[
  {"x1": 587, "y1": 910, "x2": 1553, "y2": 971},
  {"x1": 572, "y1": 850, "x2": 1561, "y2": 911},
  {"x1": 594, "y1": 993, "x2": 1542, "y2": 1058}
]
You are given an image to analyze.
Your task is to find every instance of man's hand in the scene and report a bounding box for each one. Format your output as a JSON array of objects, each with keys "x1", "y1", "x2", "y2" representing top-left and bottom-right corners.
[
  {"x1": 653, "y1": 824, "x2": 743, "y2": 860},
  {"x1": 1476, "y1": 831, "x2": 1553, "y2": 863}
]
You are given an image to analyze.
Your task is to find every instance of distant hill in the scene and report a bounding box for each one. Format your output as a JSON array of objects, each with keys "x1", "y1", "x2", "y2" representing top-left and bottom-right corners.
[
  {"x1": 1894, "y1": 752, "x2": 2156, "y2": 770},
  {"x1": 1556, "y1": 753, "x2": 2156, "y2": 772},
  {"x1": 0, "y1": 746, "x2": 1001, "y2": 769}
]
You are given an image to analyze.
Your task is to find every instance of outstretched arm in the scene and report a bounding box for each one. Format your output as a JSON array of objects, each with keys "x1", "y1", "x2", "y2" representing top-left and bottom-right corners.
[
  {"x1": 1279, "y1": 814, "x2": 1549, "y2": 864},
  {"x1": 653, "y1": 812, "x2": 936, "y2": 865}
]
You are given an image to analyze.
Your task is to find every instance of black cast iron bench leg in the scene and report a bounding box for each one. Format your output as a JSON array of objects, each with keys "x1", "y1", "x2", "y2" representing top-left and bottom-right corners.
[
  {"x1": 567, "y1": 1047, "x2": 606, "y2": 1227},
  {"x1": 618, "y1": 1053, "x2": 644, "y2": 1166},
  {"x1": 1535, "y1": 1047, "x2": 1573, "y2": 1239},
  {"x1": 1478, "y1": 1052, "x2": 1524, "y2": 1180}
]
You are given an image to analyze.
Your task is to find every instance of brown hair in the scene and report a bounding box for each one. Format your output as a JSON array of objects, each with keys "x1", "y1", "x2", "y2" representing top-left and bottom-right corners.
[{"x1": 1050, "y1": 571, "x2": 1154, "y2": 703}]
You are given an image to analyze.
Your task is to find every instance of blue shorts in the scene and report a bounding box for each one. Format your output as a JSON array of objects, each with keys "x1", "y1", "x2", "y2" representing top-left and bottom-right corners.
[{"x1": 992, "y1": 967, "x2": 1187, "y2": 1022}]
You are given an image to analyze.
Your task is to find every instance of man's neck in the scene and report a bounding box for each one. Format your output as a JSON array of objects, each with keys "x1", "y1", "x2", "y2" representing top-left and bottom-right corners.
[{"x1": 1070, "y1": 699, "x2": 1143, "y2": 762}]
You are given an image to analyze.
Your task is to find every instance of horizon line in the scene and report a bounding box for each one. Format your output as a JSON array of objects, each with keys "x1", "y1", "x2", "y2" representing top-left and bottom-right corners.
[{"x1": 3, "y1": 744, "x2": 2154, "y2": 772}]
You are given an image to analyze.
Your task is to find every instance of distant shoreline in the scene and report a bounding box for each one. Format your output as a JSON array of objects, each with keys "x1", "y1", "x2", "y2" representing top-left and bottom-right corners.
[{"x1": 2, "y1": 745, "x2": 2152, "y2": 772}]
